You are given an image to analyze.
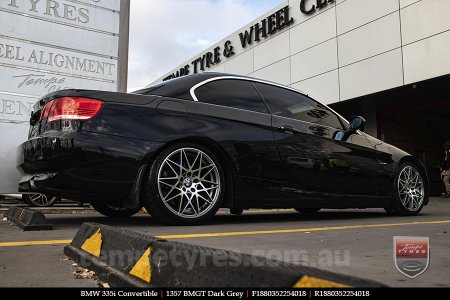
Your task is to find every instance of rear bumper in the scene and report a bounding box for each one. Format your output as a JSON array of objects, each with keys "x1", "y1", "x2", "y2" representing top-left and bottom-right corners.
[
  {"x1": 18, "y1": 172, "x2": 57, "y2": 192},
  {"x1": 18, "y1": 172, "x2": 89, "y2": 203},
  {"x1": 17, "y1": 131, "x2": 163, "y2": 204}
]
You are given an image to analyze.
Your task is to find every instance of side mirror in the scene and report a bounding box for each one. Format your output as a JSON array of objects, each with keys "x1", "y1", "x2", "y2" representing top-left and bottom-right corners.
[{"x1": 349, "y1": 116, "x2": 366, "y2": 132}]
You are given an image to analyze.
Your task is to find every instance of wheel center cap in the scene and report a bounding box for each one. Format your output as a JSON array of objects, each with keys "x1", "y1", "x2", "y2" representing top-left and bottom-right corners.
[{"x1": 183, "y1": 178, "x2": 192, "y2": 187}]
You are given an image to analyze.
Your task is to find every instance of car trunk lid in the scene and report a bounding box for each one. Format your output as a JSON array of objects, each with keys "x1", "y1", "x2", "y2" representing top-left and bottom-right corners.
[{"x1": 28, "y1": 89, "x2": 159, "y2": 137}]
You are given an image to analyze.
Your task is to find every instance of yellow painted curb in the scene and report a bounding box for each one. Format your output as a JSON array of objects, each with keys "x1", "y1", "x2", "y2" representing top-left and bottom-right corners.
[
  {"x1": 81, "y1": 229, "x2": 102, "y2": 257},
  {"x1": 129, "y1": 247, "x2": 151, "y2": 283},
  {"x1": 293, "y1": 275, "x2": 350, "y2": 288}
]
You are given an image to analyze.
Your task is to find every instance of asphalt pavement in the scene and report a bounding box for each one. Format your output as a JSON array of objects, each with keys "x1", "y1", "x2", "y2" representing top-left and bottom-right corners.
[{"x1": 0, "y1": 197, "x2": 449, "y2": 287}]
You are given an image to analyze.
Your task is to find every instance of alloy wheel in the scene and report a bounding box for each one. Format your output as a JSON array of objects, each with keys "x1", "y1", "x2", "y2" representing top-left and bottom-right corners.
[
  {"x1": 28, "y1": 194, "x2": 57, "y2": 207},
  {"x1": 397, "y1": 165, "x2": 424, "y2": 212},
  {"x1": 157, "y1": 147, "x2": 221, "y2": 219}
]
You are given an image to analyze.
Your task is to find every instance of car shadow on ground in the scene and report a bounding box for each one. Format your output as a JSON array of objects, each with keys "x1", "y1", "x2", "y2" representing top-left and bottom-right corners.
[{"x1": 45, "y1": 209, "x2": 434, "y2": 230}]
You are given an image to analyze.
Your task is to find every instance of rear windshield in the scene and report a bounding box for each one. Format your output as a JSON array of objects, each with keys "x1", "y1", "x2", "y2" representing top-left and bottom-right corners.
[
  {"x1": 133, "y1": 81, "x2": 172, "y2": 95},
  {"x1": 132, "y1": 77, "x2": 193, "y2": 100},
  {"x1": 133, "y1": 74, "x2": 227, "y2": 100}
]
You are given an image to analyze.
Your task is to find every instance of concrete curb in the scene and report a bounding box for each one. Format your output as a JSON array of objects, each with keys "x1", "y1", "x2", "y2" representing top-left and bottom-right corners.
[
  {"x1": 5, "y1": 207, "x2": 53, "y2": 230},
  {"x1": 0, "y1": 207, "x2": 96, "y2": 215},
  {"x1": 64, "y1": 222, "x2": 386, "y2": 288}
]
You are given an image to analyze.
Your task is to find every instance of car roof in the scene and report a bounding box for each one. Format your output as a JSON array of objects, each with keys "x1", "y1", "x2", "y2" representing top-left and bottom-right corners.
[
  {"x1": 134, "y1": 73, "x2": 274, "y2": 101},
  {"x1": 148, "y1": 72, "x2": 251, "y2": 88},
  {"x1": 134, "y1": 73, "x2": 350, "y2": 128}
]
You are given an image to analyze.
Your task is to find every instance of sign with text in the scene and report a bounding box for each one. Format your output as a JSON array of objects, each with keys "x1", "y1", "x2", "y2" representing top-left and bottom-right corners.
[
  {"x1": 0, "y1": 0, "x2": 123, "y2": 193},
  {"x1": 394, "y1": 236, "x2": 430, "y2": 278},
  {"x1": 161, "y1": 5, "x2": 294, "y2": 82},
  {"x1": 159, "y1": 1, "x2": 335, "y2": 83}
]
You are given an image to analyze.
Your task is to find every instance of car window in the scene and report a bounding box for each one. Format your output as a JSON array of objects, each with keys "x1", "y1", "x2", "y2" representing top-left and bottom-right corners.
[
  {"x1": 253, "y1": 82, "x2": 344, "y2": 129},
  {"x1": 195, "y1": 79, "x2": 268, "y2": 113}
]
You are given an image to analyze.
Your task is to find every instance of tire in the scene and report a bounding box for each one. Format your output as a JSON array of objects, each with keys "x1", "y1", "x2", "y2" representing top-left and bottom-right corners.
[
  {"x1": 91, "y1": 201, "x2": 140, "y2": 218},
  {"x1": 294, "y1": 208, "x2": 321, "y2": 214},
  {"x1": 23, "y1": 193, "x2": 60, "y2": 207},
  {"x1": 387, "y1": 162, "x2": 427, "y2": 216},
  {"x1": 143, "y1": 143, "x2": 225, "y2": 225}
]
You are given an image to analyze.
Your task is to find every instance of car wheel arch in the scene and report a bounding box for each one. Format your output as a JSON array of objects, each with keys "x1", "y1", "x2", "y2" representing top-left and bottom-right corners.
[
  {"x1": 139, "y1": 137, "x2": 236, "y2": 208},
  {"x1": 395, "y1": 156, "x2": 429, "y2": 205},
  {"x1": 397, "y1": 156, "x2": 428, "y2": 181}
]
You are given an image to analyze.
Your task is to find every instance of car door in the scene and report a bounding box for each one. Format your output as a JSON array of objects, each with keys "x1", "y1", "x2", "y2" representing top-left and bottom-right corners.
[{"x1": 252, "y1": 82, "x2": 378, "y2": 205}]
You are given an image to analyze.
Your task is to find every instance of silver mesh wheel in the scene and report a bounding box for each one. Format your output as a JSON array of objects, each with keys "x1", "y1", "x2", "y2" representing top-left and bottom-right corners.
[
  {"x1": 157, "y1": 147, "x2": 221, "y2": 218},
  {"x1": 397, "y1": 165, "x2": 424, "y2": 212}
]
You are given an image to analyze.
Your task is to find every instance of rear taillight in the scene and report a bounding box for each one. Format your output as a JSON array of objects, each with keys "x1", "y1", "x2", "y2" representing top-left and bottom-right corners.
[
  {"x1": 39, "y1": 97, "x2": 104, "y2": 122},
  {"x1": 40, "y1": 100, "x2": 54, "y2": 120}
]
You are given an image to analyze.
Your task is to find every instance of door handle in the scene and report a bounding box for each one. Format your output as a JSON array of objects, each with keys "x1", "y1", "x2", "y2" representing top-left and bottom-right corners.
[{"x1": 278, "y1": 125, "x2": 301, "y2": 134}]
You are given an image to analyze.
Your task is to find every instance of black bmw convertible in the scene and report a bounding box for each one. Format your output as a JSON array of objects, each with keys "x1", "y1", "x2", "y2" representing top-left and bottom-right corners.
[{"x1": 17, "y1": 73, "x2": 428, "y2": 225}]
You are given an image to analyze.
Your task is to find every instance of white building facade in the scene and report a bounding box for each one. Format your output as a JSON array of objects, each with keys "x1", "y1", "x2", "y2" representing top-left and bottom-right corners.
[
  {"x1": 154, "y1": 0, "x2": 450, "y2": 106},
  {"x1": 154, "y1": 0, "x2": 450, "y2": 195}
]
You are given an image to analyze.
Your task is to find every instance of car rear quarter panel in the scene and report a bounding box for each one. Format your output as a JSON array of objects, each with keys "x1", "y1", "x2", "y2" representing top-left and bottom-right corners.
[
  {"x1": 83, "y1": 97, "x2": 284, "y2": 204},
  {"x1": 84, "y1": 98, "x2": 281, "y2": 179}
]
